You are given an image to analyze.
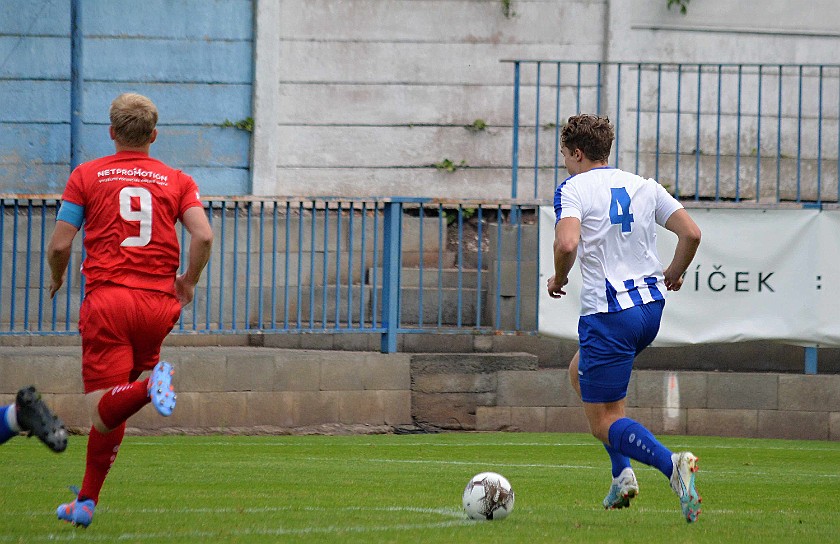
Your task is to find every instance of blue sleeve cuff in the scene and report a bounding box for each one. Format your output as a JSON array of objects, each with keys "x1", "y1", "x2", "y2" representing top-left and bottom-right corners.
[{"x1": 56, "y1": 201, "x2": 84, "y2": 229}]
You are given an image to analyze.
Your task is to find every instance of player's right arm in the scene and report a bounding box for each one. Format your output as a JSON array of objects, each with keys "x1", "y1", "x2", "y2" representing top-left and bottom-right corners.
[
  {"x1": 47, "y1": 220, "x2": 81, "y2": 299},
  {"x1": 662, "y1": 209, "x2": 701, "y2": 291},
  {"x1": 548, "y1": 217, "x2": 580, "y2": 298},
  {"x1": 548, "y1": 179, "x2": 582, "y2": 299},
  {"x1": 174, "y1": 206, "x2": 213, "y2": 305}
]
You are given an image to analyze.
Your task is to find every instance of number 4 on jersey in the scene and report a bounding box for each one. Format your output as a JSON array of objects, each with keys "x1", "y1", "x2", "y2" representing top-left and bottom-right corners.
[{"x1": 609, "y1": 187, "x2": 634, "y2": 232}]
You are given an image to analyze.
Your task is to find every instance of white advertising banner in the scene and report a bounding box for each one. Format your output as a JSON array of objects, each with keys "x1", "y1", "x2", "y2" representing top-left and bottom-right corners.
[{"x1": 538, "y1": 207, "x2": 840, "y2": 347}]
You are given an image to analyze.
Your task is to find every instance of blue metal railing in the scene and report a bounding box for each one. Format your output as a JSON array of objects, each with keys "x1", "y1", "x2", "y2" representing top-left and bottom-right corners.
[
  {"x1": 0, "y1": 196, "x2": 540, "y2": 351},
  {"x1": 507, "y1": 61, "x2": 840, "y2": 205}
]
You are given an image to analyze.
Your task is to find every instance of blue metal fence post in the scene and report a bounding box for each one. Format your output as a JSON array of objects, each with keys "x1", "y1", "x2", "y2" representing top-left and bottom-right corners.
[
  {"x1": 511, "y1": 62, "x2": 520, "y2": 200},
  {"x1": 804, "y1": 346, "x2": 818, "y2": 375},
  {"x1": 380, "y1": 201, "x2": 402, "y2": 353},
  {"x1": 70, "y1": 0, "x2": 83, "y2": 169}
]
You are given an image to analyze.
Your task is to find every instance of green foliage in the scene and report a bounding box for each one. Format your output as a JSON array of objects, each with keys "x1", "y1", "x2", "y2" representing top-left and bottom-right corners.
[
  {"x1": 4, "y1": 433, "x2": 840, "y2": 542},
  {"x1": 461, "y1": 207, "x2": 477, "y2": 221},
  {"x1": 501, "y1": 0, "x2": 515, "y2": 18},
  {"x1": 465, "y1": 119, "x2": 488, "y2": 133},
  {"x1": 221, "y1": 117, "x2": 254, "y2": 132},
  {"x1": 442, "y1": 206, "x2": 478, "y2": 226},
  {"x1": 667, "y1": 0, "x2": 690, "y2": 14},
  {"x1": 433, "y1": 158, "x2": 468, "y2": 172}
]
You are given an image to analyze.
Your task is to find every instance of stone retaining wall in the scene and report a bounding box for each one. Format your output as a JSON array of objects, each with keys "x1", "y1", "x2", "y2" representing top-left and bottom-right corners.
[
  {"x1": 1, "y1": 346, "x2": 837, "y2": 440},
  {"x1": 0, "y1": 346, "x2": 411, "y2": 432},
  {"x1": 474, "y1": 369, "x2": 840, "y2": 441}
]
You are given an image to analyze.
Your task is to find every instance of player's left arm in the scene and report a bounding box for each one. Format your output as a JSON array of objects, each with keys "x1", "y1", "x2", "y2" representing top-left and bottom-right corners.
[
  {"x1": 47, "y1": 220, "x2": 80, "y2": 299},
  {"x1": 547, "y1": 217, "x2": 580, "y2": 298},
  {"x1": 662, "y1": 209, "x2": 701, "y2": 291},
  {"x1": 174, "y1": 205, "x2": 213, "y2": 306}
]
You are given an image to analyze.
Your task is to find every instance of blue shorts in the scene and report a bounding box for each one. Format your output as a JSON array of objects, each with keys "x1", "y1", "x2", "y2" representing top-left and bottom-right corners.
[{"x1": 577, "y1": 300, "x2": 664, "y2": 403}]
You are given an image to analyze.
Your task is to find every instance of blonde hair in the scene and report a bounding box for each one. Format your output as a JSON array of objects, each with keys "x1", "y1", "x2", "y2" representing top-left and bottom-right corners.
[{"x1": 109, "y1": 93, "x2": 158, "y2": 147}]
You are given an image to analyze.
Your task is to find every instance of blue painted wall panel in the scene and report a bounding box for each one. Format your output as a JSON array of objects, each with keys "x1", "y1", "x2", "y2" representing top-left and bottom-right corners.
[
  {"x1": 80, "y1": 125, "x2": 250, "y2": 168},
  {"x1": 0, "y1": 37, "x2": 70, "y2": 80},
  {"x1": 83, "y1": 0, "x2": 253, "y2": 40},
  {"x1": 82, "y1": 83, "x2": 251, "y2": 125},
  {"x1": 84, "y1": 39, "x2": 253, "y2": 83},
  {"x1": 0, "y1": 0, "x2": 69, "y2": 35},
  {"x1": 0, "y1": 164, "x2": 70, "y2": 193},
  {"x1": 186, "y1": 166, "x2": 250, "y2": 196},
  {"x1": 0, "y1": 81, "x2": 70, "y2": 122},
  {"x1": 0, "y1": 124, "x2": 70, "y2": 164},
  {"x1": 154, "y1": 127, "x2": 252, "y2": 168},
  {"x1": 0, "y1": 0, "x2": 253, "y2": 196}
]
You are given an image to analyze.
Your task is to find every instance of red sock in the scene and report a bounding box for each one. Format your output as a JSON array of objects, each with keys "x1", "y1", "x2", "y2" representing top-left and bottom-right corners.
[
  {"x1": 79, "y1": 423, "x2": 126, "y2": 504},
  {"x1": 98, "y1": 379, "x2": 150, "y2": 430}
]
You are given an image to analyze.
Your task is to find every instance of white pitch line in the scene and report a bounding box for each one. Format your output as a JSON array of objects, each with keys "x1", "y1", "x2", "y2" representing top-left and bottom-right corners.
[
  {"x1": 295, "y1": 456, "x2": 840, "y2": 479},
  {"x1": 1, "y1": 520, "x2": 474, "y2": 543},
  {"x1": 126, "y1": 520, "x2": 473, "y2": 539},
  {"x1": 126, "y1": 440, "x2": 604, "y2": 448},
  {"x1": 126, "y1": 440, "x2": 840, "y2": 453},
  {"x1": 300, "y1": 456, "x2": 601, "y2": 470},
  {"x1": 3, "y1": 504, "x2": 466, "y2": 520}
]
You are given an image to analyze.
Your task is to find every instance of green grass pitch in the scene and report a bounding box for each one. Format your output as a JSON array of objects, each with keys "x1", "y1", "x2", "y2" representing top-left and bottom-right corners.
[{"x1": 1, "y1": 432, "x2": 838, "y2": 543}]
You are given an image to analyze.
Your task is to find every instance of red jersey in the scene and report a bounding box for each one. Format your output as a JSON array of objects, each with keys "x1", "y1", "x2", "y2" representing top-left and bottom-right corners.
[{"x1": 61, "y1": 151, "x2": 203, "y2": 295}]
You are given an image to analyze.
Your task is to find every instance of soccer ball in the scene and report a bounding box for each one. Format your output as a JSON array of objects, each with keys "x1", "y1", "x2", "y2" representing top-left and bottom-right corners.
[{"x1": 462, "y1": 472, "x2": 515, "y2": 520}]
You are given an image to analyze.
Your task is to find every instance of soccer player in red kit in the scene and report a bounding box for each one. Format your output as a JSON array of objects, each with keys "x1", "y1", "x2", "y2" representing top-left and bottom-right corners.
[{"x1": 47, "y1": 93, "x2": 213, "y2": 528}]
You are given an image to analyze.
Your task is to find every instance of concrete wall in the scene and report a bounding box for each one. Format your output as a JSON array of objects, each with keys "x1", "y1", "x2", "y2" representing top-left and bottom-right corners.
[
  {"x1": 252, "y1": 0, "x2": 609, "y2": 198},
  {"x1": 6, "y1": 1, "x2": 840, "y2": 199},
  {"x1": 410, "y1": 351, "x2": 840, "y2": 440},
  {"x1": 0, "y1": 0, "x2": 253, "y2": 195},
  {"x1": 0, "y1": 346, "x2": 412, "y2": 432},
  {"x1": 1, "y1": 345, "x2": 836, "y2": 440},
  {"x1": 476, "y1": 368, "x2": 840, "y2": 441},
  {"x1": 253, "y1": 0, "x2": 840, "y2": 200},
  {"x1": 606, "y1": 0, "x2": 840, "y2": 64},
  {"x1": 0, "y1": 0, "x2": 70, "y2": 193}
]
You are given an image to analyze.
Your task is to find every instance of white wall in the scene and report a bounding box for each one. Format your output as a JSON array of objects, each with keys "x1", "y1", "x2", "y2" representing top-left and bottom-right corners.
[
  {"x1": 252, "y1": 0, "x2": 840, "y2": 199},
  {"x1": 253, "y1": 0, "x2": 607, "y2": 198},
  {"x1": 607, "y1": 0, "x2": 840, "y2": 64}
]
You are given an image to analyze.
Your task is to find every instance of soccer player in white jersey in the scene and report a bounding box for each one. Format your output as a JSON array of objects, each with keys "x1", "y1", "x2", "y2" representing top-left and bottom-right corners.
[{"x1": 547, "y1": 114, "x2": 703, "y2": 522}]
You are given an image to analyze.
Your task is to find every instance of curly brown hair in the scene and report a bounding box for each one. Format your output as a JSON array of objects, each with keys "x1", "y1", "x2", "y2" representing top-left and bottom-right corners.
[
  {"x1": 109, "y1": 93, "x2": 158, "y2": 147},
  {"x1": 561, "y1": 114, "x2": 614, "y2": 162}
]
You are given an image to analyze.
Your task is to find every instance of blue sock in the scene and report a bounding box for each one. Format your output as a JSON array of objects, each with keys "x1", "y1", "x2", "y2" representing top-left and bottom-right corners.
[
  {"x1": 603, "y1": 443, "x2": 631, "y2": 478},
  {"x1": 608, "y1": 417, "x2": 674, "y2": 478},
  {"x1": 0, "y1": 404, "x2": 18, "y2": 445}
]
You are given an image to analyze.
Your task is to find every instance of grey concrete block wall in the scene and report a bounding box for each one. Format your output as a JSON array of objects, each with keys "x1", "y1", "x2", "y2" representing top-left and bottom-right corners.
[
  {"x1": 2, "y1": 342, "x2": 838, "y2": 440},
  {"x1": 476, "y1": 369, "x2": 840, "y2": 440},
  {"x1": 0, "y1": 347, "x2": 412, "y2": 432},
  {"x1": 410, "y1": 353, "x2": 539, "y2": 430}
]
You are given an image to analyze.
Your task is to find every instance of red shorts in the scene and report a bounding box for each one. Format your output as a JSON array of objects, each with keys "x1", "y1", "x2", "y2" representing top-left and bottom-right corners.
[{"x1": 78, "y1": 284, "x2": 181, "y2": 393}]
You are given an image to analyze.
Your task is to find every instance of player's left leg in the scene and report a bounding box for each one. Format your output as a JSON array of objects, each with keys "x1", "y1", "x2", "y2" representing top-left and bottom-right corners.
[
  {"x1": 579, "y1": 300, "x2": 701, "y2": 522},
  {"x1": 58, "y1": 286, "x2": 135, "y2": 527}
]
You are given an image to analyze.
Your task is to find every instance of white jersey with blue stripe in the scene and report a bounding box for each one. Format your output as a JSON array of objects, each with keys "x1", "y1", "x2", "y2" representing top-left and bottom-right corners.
[{"x1": 554, "y1": 167, "x2": 683, "y2": 316}]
